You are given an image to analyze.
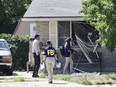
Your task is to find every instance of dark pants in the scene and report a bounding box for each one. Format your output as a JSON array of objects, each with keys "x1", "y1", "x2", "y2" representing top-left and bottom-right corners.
[{"x1": 33, "y1": 53, "x2": 40, "y2": 76}]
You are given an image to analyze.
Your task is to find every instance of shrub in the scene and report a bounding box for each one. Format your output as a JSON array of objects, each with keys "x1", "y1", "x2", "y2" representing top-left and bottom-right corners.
[{"x1": 0, "y1": 33, "x2": 29, "y2": 70}]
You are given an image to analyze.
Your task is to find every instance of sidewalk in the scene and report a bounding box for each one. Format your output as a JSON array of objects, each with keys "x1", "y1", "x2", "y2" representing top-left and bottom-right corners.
[
  {"x1": 0, "y1": 81, "x2": 83, "y2": 87},
  {"x1": 0, "y1": 71, "x2": 83, "y2": 87},
  {"x1": 0, "y1": 72, "x2": 116, "y2": 87}
]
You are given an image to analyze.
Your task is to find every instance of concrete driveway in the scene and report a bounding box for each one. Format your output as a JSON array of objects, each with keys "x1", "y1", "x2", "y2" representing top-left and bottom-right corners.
[{"x1": 0, "y1": 72, "x2": 116, "y2": 87}]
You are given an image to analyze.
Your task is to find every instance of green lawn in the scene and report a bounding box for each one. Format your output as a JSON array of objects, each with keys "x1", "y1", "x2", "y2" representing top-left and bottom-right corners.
[{"x1": 40, "y1": 72, "x2": 116, "y2": 85}]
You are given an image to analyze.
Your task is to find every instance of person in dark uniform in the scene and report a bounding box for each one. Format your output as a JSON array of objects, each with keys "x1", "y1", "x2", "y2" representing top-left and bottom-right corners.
[
  {"x1": 44, "y1": 41, "x2": 58, "y2": 83},
  {"x1": 63, "y1": 37, "x2": 73, "y2": 74}
]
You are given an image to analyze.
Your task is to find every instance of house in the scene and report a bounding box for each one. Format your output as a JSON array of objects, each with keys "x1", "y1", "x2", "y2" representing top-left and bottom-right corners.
[{"x1": 14, "y1": 0, "x2": 116, "y2": 72}]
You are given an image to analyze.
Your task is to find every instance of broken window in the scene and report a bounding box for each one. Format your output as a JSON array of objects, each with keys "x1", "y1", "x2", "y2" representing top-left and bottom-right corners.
[
  {"x1": 58, "y1": 21, "x2": 99, "y2": 47},
  {"x1": 58, "y1": 21, "x2": 70, "y2": 46},
  {"x1": 72, "y1": 21, "x2": 99, "y2": 46}
]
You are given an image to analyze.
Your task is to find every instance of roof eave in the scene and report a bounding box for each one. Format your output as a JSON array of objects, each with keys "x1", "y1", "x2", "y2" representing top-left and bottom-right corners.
[{"x1": 22, "y1": 16, "x2": 84, "y2": 21}]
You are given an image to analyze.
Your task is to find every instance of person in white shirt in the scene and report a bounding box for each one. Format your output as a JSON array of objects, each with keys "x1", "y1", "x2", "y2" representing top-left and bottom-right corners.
[{"x1": 32, "y1": 34, "x2": 41, "y2": 77}]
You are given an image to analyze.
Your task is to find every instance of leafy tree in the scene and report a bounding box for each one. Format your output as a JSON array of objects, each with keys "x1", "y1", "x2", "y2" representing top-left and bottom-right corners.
[
  {"x1": 0, "y1": 34, "x2": 29, "y2": 70},
  {"x1": 82, "y1": 0, "x2": 116, "y2": 52},
  {"x1": 0, "y1": 0, "x2": 31, "y2": 33}
]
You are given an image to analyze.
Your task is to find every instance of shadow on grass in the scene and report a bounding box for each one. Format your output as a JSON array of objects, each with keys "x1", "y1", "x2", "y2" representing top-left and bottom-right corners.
[{"x1": 0, "y1": 72, "x2": 18, "y2": 76}]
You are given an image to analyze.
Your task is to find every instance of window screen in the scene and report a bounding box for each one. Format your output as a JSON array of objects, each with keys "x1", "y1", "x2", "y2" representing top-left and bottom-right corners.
[{"x1": 58, "y1": 21, "x2": 70, "y2": 46}]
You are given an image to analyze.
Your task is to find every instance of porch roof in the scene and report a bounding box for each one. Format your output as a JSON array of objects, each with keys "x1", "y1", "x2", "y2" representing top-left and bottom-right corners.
[{"x1": 24, "y1": 0, "x2": 84, "y2": 19}]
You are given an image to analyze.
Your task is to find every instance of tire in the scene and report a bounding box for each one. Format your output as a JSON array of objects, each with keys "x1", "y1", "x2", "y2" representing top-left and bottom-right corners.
[{"x1": 6, "y1": 68, "x2": 13, "y2": 76}]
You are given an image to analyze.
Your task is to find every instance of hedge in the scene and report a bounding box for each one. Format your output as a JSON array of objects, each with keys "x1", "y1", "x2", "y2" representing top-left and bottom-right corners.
[{"x1": 0, "y1": 34, "x2": 29, "y2": 70}]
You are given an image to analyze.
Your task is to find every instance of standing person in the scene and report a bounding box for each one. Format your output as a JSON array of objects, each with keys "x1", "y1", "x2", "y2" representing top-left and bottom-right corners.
[
  {"x1": 44, "y1": 41, "x2": 58, "y2": 83},
  {"x1": 63, "y1": 37, "x2": 73, "y2": 74},
  {"x1": 32, "y1": 34, "x2": 41, "y2": 77}
]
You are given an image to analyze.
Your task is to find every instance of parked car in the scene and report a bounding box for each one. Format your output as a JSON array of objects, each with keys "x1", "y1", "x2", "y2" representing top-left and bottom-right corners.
[{"x1": 0, "y1": 39, "x2": 13, "y2": 75}]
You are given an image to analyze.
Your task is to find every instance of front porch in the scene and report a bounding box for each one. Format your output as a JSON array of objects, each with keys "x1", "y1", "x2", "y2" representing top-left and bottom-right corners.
[{"x1": 27, "y1": 20, "x2": 102, "y2": 73}]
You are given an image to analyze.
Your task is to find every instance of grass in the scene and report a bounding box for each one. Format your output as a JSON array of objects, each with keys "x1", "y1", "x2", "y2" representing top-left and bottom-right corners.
[
  {"x1": 13, "y1": 77, "x2": 25, "y2": 82},
  {"x1": 54, "y1": 74, "x2": 72, "y2": 81},
  {"x1": 0, "y1": 77, "x2": 25, "y2": 82},
  {"x1": 39, "y1": 72, "x2": 116, "y2": 85},
  {"x1": 40, "y1": 73, "x2": 48, "y2": 78}
]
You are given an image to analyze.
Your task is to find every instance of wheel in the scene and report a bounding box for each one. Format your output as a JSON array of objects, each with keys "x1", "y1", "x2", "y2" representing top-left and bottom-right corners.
[{"x1": 6, "y1": 68, "x2": 13, "y2": 76}]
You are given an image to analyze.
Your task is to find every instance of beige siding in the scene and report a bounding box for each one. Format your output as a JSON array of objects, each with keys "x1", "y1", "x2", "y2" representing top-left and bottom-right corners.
[
  {"x1": 15, "y1": 21, "x2": 49, "y2": 45},
  {"x1": 29, "y1": 21, "x2": 49, "y2": 66},
  {"x1": 14, "y1": 21, "x2": 35, "y2": 36},
  {"x1": 36, "y1": 21, "x2": 49, "y2": 45}
]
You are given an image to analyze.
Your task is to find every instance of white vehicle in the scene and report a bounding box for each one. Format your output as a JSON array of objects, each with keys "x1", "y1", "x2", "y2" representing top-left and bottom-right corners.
[{"x1": 0, "y1": 39, "x2": 13, "y2": 75}]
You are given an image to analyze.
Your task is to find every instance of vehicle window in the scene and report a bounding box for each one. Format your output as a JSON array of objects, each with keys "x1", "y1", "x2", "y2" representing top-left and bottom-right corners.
[{"x1": 0, "y1": 41, "x2": 9, "y2": 50}]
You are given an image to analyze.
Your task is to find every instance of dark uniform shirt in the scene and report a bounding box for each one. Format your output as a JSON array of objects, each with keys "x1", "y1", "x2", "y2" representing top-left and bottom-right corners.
[
  {"x1": 44, "y1": 46, "x2": 56, "y2": 57},
  {"x1": 64, "y1": 42, "x2": 71, "y2": 57}
]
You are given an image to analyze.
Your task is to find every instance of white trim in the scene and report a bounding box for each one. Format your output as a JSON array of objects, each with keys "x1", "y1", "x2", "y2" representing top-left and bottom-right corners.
[
  {"x1": 30, "y1": 23, "x2": 36, "y2": 38},
  {"x1": 70, "y1": 21, "x2": 72, "y2": 38},
  {"x1": 49, "y1": 22, "x2": 51, "y2": 41},
  {"x1": 56, "y1": 22, "x2": 58, "y2": 49},
  {"x1": 49, "y1": 21, "x2": 58, "y2": 48},
  {"x1": 70, "y1": 21, "x2": 72, "y2": 46},
  {"x1": 0, "y1": 63, "x2": 12, "y2": 66},
  {"x1": 21, "y1": 17, "x2": 83, "y2": 21}
]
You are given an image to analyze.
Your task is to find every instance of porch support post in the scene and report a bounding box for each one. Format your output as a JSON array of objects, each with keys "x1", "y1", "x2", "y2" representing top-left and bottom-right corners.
[{"x1": 49, "y1": 21, "x2": 58, "y2": 49}]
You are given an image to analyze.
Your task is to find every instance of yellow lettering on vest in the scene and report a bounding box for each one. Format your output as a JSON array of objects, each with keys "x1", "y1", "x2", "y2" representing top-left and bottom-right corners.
[{"x1": 47, "y1": 50, "x2": 55, "y2": 56}]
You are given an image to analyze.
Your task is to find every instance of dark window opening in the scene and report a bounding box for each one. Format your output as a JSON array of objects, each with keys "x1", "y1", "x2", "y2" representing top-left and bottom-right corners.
[
  {"x1": 58, "y1": 21, "x2": 99, "y2": 47},
  {"x1": 58, "y1": 21, "x2": 70, "y2": 46},
  {"x1": 72, "y1": 21, "x2": 99, "y2": 46}
]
